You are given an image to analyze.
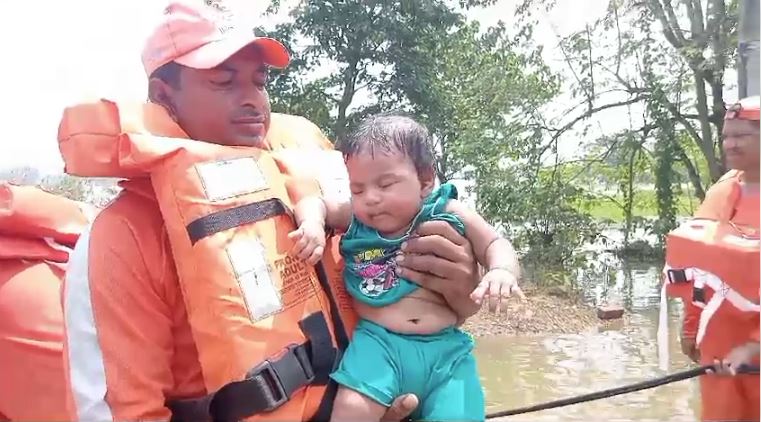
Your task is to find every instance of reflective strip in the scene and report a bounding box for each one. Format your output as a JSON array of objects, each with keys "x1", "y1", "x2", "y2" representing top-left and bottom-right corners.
[
  {"x1": 63, "y1": 223, "x2": 114, "y2": 421},
  {"x1": 656, "y1": 282, "x2": 670, "y2": 371},
  {"x1": 692, "y1": 269, "x2": 761, "y2": 345}
]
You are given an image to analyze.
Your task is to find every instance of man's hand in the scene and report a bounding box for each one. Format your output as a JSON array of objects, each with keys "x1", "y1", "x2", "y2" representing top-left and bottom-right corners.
[
  {"x1": 394, "y1": 221, "x2": 478, "y2": 299},
  {"x1": 680, "y1": 336, "x2": 700, "y2": 364},
  {"x1": 470, "y1": 268, "x2": 525, "y2": 314},
  {"x1": 380, "y1": 393, "x2": 419, "y2": 422},
  {"x1": 287, "y1": 221, "x2": 326, "y2": 265},
  {"x1": 714, "y1": 341, "x2": 760, "y2": 375}
]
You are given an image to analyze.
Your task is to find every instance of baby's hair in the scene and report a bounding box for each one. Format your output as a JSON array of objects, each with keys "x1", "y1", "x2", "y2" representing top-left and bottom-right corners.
[{"x1": 336, "y1": 112, "x2": 435, "y2": 174}]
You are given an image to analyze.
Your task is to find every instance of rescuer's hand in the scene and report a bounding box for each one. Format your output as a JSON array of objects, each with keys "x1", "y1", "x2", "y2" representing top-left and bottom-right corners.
[
  {"x1": 715, "y1": 341, "x2": 761, "y2": 376},
  {"x1": 288, "y1": 220, "x2": 326, "y2": 265},
  {"x1": 470, "y1": 268, "x2": 525, "y2": 314},
  {"x1": 680, "y1": 336, "x2": 700, "y2": 364},
  {"x1": 380, "y1": 393, "x2": 419, "y2": 422},
  {"x1": 394, "y1": 220, "x2": 480, "y2": 320}
]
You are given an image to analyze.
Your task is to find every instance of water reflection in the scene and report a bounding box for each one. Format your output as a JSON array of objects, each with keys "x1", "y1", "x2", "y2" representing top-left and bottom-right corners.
[{"x1": 475, "y1": 254, "x2": 701, "y2": 421}]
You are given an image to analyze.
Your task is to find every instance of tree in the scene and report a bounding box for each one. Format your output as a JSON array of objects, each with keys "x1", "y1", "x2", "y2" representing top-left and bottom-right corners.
[{"x1": 519, "y1": 0, "x2": 740, "y2": 200}]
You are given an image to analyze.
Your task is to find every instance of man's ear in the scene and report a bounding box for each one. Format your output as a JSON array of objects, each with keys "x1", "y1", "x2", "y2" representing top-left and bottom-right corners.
[
  {"x1": 148, "y1": 77, "x2": 178, "y2": 121},
  {"x1": 419, "y1": 166, "x2": 436, "y2": 197}
]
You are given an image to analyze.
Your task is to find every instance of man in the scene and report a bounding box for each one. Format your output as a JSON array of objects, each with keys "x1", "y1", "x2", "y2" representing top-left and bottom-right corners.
[
  {"x1": 0, "y1": 183, "x2": 94, "y2": 421},
  {"x1": 59, "y1": 2, "x2": 498, "y2": 421},
  {"x1": 675, "y1": 95, "x2": 760, "y2": 421}
]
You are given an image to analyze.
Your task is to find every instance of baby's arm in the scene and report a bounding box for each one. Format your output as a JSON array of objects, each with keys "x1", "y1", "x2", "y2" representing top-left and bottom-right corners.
[
  {"x1": 289, "y1": 195, "x2": 352, "y2": 264},
  {"x1": 445, "y1": 200, "x2": 523, "y2": 312}
]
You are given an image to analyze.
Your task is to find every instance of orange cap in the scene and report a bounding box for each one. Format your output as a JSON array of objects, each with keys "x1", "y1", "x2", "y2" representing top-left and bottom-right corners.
[
  {"x1": 141, "y1": 1, "x2": 290, "y2": 77},
  {"x1": 725, "y1": 96, "x2": 760, "y2": 121}
]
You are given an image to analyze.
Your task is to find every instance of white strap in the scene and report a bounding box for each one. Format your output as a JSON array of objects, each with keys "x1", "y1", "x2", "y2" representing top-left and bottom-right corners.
[
  {"x1": 693, "y1": 269, "x2": 761, "y2": 345},
  {"x1": 696, "y1": 291, "x2": 724, "y2": 345},
  {"x1": 656, "y1": 282, "x2": 670, "y2": 370},
  {"x1": 697, "y1": 270, "x2": 760, "y2": 313}
]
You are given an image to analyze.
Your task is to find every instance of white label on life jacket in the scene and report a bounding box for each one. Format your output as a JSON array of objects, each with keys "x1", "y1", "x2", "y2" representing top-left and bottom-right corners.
[
  {"x1": 196, "y1": 157, "x2": 269, "y2": 201},
  {"x1": 226, "y1": 238, "x2": 283, "y2": 321}
]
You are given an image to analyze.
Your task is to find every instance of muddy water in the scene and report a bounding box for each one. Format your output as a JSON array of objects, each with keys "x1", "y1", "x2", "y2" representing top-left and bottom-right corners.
[{"x1": 475, "y1": 257, "x2": 702, "y2": 421}]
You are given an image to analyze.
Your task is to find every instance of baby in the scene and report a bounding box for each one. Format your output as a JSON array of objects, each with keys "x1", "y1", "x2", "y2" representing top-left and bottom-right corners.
[{"x1": 290, "y1": 113, "x2": 523, "y2": 422}]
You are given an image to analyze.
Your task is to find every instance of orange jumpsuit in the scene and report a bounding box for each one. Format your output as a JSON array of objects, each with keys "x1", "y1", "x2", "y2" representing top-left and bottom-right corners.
[
  {"x1": 0, "y1": 183, "x2": 94, "y2": 421},
  {"x1": 681, "y1": 172, "x2": 760, "y2": 422}
]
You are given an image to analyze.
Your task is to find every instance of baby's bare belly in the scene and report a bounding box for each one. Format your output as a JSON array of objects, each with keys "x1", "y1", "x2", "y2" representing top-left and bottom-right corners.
[{"x1": 355, "y1": 289, "x2": 458, "y2": 334}]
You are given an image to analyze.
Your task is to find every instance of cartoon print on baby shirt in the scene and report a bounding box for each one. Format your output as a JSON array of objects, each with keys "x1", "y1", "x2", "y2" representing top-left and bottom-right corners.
[{"x1": 353, "y1": 249, "x2": 399, "y2": 298}]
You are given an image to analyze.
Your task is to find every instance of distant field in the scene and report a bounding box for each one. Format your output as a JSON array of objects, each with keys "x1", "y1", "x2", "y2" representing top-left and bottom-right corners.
[{"x1": 583, "y1": 190, "x2": 699, "y2": 222}]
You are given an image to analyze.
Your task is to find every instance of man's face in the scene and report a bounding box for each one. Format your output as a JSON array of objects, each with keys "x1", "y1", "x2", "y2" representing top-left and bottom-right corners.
[
  {"x1": 166, "y1": 44, "x2": 272, "y2": 147},
  {"x1": 722, "y1": 118, "x2": 760, "y2": 172}
]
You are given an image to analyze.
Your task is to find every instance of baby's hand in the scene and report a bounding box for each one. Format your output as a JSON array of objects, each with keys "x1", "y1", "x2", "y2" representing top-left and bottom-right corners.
[
  {"x1": 470, "y1": 268, "x2": 525, "y2": 313},
  {"x1": 288, "y1": 220, "x2": 326, "y2": 265}
]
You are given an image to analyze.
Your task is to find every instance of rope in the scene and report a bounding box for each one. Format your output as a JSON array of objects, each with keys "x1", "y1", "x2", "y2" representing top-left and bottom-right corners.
[{"x1": 485, "y1": 364, "x2": 760, "y2": 419}]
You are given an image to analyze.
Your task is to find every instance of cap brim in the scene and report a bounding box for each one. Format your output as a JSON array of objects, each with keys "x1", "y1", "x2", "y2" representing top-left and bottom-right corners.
[{"x1": 174, "y1": 32, "x2": 290, "y2": 70}]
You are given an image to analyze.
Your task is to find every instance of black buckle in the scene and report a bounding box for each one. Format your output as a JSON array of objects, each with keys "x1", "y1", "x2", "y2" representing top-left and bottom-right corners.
[
  {"x1": 693, "y1": 287, "x2": 706, "y2": 304},
  {"x1": 247, "y1": 344, "x2": 316, "y2": 412},
  {"x1": 290, "y1": 343, "x2": 316, "y2": 382},
  {"x1": 667, "y1": 269, "x2": 688, "y2": 284}
]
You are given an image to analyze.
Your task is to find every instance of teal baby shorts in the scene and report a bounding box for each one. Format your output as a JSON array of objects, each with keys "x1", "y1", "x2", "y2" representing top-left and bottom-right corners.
[{"x1": 330, "y1": 319, "x2": 485, "y2": 421}]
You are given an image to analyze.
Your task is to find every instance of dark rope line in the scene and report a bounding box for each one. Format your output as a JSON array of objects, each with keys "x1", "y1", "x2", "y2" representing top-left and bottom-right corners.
[{"x1": 485, "y1": 364, "x2": 760, "y2": 419}]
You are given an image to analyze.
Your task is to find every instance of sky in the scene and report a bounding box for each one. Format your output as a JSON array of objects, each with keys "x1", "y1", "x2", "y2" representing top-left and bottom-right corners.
[{"x1": 0, "y1": 0, "x2": 707, "y2": 176}]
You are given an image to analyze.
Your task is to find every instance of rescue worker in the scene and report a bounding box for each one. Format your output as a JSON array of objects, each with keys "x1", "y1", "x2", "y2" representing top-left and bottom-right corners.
[
  {"x1": 58, "y1": 2, "x2": 490, "y2": 421},
  {"x1": 677, "y1": 96, "x2": 760, "y2": 421},
  {"x1": 0, "y1": 182, "x2": 95, "y2": 421}
]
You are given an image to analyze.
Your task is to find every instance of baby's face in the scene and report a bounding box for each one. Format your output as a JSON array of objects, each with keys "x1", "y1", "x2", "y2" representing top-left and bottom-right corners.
[{"x1": 345, "y1": 150, "x2": 432, "y2": 237}]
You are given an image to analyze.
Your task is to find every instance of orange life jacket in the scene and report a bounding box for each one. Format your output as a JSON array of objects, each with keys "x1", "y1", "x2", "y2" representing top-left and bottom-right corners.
[
  {"x1": 0, "y1": 183, "x2": 95, "y2": 421},
  {"x1": 57, "y1": 99, "x2": 358, "y2": 422},
  {"x1": 661, "y1": 171, "x2": 760, "y2": 348},
  {"x1": 0, "y1": 182, "x2": 95, "y2": 263}
]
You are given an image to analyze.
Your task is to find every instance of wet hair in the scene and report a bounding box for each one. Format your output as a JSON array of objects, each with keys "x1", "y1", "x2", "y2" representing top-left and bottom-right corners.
[
  {"x1": 150, "y1": 61, "x2": 183, "y2": 89},
  {"x1": 337, "y1": 112, "x2": 435, "y2": 174}
]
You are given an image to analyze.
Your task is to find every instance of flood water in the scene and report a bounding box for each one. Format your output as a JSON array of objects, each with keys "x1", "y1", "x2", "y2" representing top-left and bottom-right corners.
[{"x1": 474, "y1": 255, "x2": 702, "y2": 421}]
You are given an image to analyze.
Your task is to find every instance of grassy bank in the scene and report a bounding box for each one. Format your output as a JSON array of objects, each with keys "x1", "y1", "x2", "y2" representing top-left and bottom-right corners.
[{"x1": 583, "y1": 190, "x2": 698, "y2": 223}]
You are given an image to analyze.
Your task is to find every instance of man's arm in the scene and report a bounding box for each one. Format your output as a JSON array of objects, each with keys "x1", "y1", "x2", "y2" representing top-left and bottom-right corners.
[{"x1": 63, "y1": 211, "x2": 180, "y2": 421}]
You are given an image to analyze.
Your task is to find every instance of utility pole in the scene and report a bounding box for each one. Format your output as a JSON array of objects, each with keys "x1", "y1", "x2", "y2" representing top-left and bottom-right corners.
[{"x1": 738, "y1": 0, "x2": 760, "y2": 98}]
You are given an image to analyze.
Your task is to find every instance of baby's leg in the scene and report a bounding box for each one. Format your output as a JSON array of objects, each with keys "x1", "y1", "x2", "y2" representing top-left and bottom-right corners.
[
  {"x1": 330, "y1": 385, "x2": 388, "y2": 422},
  {"x1": 329, "y1": 320, "x2": 405, "y2": 421},
  {"x1": 420, "y1": 353, "x2": 485, "y2": 421}
]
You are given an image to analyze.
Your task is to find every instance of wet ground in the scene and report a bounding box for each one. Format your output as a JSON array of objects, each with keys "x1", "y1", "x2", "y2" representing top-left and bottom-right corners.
[{"x1": 475, "y1": 257, "x2": 701, "y2": 421}]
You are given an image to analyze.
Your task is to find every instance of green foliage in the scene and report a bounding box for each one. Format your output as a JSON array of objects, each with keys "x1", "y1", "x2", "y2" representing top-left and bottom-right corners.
[{"x1": 252, "y1": 0, "x2": 739, "y2": 287}]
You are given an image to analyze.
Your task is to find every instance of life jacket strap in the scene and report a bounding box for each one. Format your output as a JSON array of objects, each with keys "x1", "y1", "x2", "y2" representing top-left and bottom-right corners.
[
  {"x1": 186, "y1": 198, "x2": 290, "y2": 245},
  {"x1": 167, "y1": 312, "x2": 338, "y2": 422},
  {"x1": 665, "y1": 268, "x2": 690, "y2": 284},
  {"x1": 694, "y1": 270, "x2": 761, "y2": 345}
]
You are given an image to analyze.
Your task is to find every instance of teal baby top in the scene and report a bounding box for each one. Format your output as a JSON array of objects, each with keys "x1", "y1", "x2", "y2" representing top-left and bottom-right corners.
[{"x1": 339, "y1": 182, "x2": 466, "y2": 307}]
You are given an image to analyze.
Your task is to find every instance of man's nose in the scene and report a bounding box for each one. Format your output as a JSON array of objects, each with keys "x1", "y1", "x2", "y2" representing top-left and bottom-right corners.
[
  {"x1": 239, "y1": 83, "x2": 268, "y2": 108},
  {"x1": 723, "y1": 136, "x2": 739, "y2": 149}
]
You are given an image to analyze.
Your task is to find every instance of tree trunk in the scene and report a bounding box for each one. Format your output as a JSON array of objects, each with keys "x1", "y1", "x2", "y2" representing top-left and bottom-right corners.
[
  {"x1": 691, "y1": 69, "x2": 723, "y2": 181},
  {"x1": 334, "y1": 58, "x2": 360, "y2": 138}
]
